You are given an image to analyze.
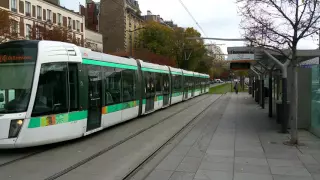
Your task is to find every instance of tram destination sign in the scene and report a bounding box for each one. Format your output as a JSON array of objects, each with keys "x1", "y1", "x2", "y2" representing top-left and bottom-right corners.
[{"x1": 230, "y1": 62, "x2": 251, "y2": 70}]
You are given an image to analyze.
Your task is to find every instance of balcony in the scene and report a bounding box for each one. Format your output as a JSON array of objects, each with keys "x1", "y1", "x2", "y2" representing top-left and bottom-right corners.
[
  {"x1": 37, "y1": 16, "x2": 42, "y2": 20},
  {"x1": 11, "y1": 8, "x2": 17, "y2": 13},
  {"x1": 26, "y1": 12, "x2": 31, "y2": 17}
]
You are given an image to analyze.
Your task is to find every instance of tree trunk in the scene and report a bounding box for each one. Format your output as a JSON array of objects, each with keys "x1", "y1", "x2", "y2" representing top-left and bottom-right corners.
[{"x1": 290, "y1": 55, "x2": 298, "y2": 144}]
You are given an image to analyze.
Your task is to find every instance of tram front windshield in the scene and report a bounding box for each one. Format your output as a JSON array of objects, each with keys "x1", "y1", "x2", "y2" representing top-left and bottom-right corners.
[{"x1": 0, "y1": 42, "x2": 37, "y2": 114}]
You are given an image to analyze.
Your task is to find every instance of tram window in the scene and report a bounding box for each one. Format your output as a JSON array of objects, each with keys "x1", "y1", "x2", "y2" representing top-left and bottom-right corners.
[
  {"x1": 68, "y1": 63, "x2": 79, "y2": 111},
  {"x1": 172, "y1": 75, "x2": 182, "y2": 92},
  {"x1": 122, "y1": 69, "x2": 137, "y2": 102},
  {"x1": 104, "y1": 67, "x2": 121, "y2": 105},
  {"x1": 155, "y1": 73, "x2": 162, "y2": 95},
  {"x1": 32, "y1": 63, "x2": 69, "y2": 116}
]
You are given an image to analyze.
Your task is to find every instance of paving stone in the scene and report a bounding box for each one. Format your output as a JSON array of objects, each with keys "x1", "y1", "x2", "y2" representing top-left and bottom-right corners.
[
  {"x1": 155, "y1": 155, "x2": 185, "y2": 171},
  {"x1": 265, "y1": 152, "x2": 300, "y2": 160},
  {"x1": 235, "y1": 150, "x2": 266, "y2": 158},
  {"x1": 234, "y1": 163, "x2": 271, "y2": 174},
  {"x1": 313, "y1": 174, "x2": 320, "y2": 180},
  {"x1": 234, "y1": 172, "x2": 273, "y2": 180},
  {"x1": 194, "y1": 170, "x2": 233, "y2": 180},
  {"x1": 305, "y1": 165, "x2": 320, "y2": 174},
  {"x1": 198, "y1": 161, "x2": 233, "y2": 172},
  {"x1": 145, "y1": 170, "x2": 174, "y2": 180},
  {"x1": 181, "y1": 156, "x2": 202, "y2": 164},
  {"x1": 298, "y1": 154, "x2": 320, "y2": 165},
  {"x1": 267, "y1": 159, "x2": 304, "y2": 167},
  {"x1": 270, "y1": 166, "x2": 311, "y2": 177},
  {"x1": 168, "y1": 172, "x2": 195, "y2": 180},
  {"x1": 235, "y1": 157, "x2": 268, "y2": 166},
  {"x1": 202, "y1": 154, "x2": 234, "y2": 163},
  {"x1": 169, "y1": 145, "x2": 191, "y2": 156},
  {"x1": 176, "y1": 159, "x2": 201, "y2": 173},
  {"x1": 205, "y1": 149, "x2": 234, "y2": 157},
  {"x1": 272, "y1": 174, "x2": 314, "y2": 180},
  {"x1": 186, "y1": 147, "x2": 205, "y2": 158}
]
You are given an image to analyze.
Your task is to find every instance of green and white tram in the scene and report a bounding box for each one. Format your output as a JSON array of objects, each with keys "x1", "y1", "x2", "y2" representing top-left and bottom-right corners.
[{"x1": 0, "y1": 40, "x2": 210, "y2": 148}]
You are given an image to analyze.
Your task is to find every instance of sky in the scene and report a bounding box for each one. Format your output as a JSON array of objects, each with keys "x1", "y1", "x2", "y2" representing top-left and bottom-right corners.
[{"x1": 60, "y1": 0, "x2": 318, "y2": 54}]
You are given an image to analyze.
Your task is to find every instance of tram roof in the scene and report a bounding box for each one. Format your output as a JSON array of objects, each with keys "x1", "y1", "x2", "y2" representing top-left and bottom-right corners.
[{"x1": 139, "y1": 60, "x2": 170, "y2": 74}]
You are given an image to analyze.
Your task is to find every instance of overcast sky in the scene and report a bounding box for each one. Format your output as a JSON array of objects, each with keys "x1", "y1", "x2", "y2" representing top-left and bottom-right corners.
[{"x1": 60, "y1": 0, "x2": 318, "y2": 54}]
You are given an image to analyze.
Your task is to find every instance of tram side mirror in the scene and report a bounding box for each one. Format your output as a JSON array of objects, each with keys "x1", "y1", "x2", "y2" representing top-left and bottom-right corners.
[{"x1": 0, "y1": 94, "x2": 4, "y2": 102}]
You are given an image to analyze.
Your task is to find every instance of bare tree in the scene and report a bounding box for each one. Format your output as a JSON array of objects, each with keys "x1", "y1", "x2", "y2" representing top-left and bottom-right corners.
[{"x1": 237, "y1": 0, "x2": 320, "y2": 144}]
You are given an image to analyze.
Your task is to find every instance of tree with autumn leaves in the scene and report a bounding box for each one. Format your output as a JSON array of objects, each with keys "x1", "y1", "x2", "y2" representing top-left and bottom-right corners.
[
  {"x1": 137, "y1": 21, "x2": 210, "y2": 72},
  {"x1": 0, "y1": 8, "x2": 83, "y2": 46}
]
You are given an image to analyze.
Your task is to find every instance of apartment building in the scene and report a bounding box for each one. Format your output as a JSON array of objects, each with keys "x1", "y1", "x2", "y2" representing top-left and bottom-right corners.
[
  {"x1": 0, "y1": 0, "x2": 85, "y2": 44},
  {"x1": 80, "y1": 0, "x2": 100, "y2": 32},
  {"x1": 100, "y1": 0, "x2": 144, "y2": 53},
  {"x1": 143, "y1": 10, "x2": 177, "y2": 29}
]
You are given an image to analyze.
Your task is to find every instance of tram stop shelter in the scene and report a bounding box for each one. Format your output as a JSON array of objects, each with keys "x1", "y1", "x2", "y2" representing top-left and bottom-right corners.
[{"x1": 227, "y1": 46, "x2": 320, "y2": 137}]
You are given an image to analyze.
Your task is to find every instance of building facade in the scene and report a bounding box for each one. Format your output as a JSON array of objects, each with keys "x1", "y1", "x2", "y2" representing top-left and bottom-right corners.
[
  {"x1": 85, "y1": 28, "x2": 103, "y2": 52},
  {"x1": 0, "y1": 0, "x2": 85, "y2": 44},
  {"x1": 100, "y1": 0, "x2": 144, "y2": 54},
  {"x1": 142, "y1": 10, "x2": 176, "y2": 28},
  {"x1": 80, "y1": 0, "x2": 100, "y2": 32}
]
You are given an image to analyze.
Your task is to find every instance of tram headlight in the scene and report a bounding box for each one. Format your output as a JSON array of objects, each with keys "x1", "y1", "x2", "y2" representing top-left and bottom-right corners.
[{"x1": 8, "y1": 119, "x2": 24, "y2": 138}]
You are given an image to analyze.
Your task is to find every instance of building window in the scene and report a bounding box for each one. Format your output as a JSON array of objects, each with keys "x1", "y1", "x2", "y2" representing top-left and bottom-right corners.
[
  {"x1": 37, "y1": 6, "x2": 42, "y2": 19},
  {"x1": 11, "y1": 20, "x2": 18, "y2": 35},
  {"x1": 47, "y1": 9, "x2": 52, "y2": 22},
  {"x1": 68, "y1": 17, "x2": 71, "y2": 28},
  {"x1": 25, "y1": 1, "x2": 31, "y2": 16},
  {"x1": 26, "y1": 24, "x2": 31, "y2": 39},
  {"x1": 58, "y1": 13, "x2": 62, "y2": 24},
  {"x1": 11, "y1": 0, "x2": 17, "y2": 12},
  {"x1": 76, "y1": 20, "x2": 80, "y2": 31},
  {"x1": 36, "y1": 26, "x2": 40, "y2": 39}
]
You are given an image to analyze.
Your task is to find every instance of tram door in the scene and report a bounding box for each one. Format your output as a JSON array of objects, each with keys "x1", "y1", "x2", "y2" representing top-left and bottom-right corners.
[
  {"x1": 87, "y1": 66, "x2": 102, "y2": 131},
  {"x1": 145, "y1": 72, "x2": 155, "y2": 112},
  {"x1": 183, "y1": 76, "x2": 188, "y2": 99},
  {"x1": 191, "y1": 77, "x2": 195, "y2": 97},
  {"x1": 200, "y1": 79, "x2": 204, "y2": 93},
  {"x1": 163, "y1": 74, "x2": 170, "y2": 106}
]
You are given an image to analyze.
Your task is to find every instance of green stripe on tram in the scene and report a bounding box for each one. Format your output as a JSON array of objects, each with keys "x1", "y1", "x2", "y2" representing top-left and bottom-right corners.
[
  {"x1": 141, "y1": 67, "x2": 169, "y2": 74},
  {"x1": 82, "y1": 58, "x2": 138, "y2": 70},
  {"x1": 171, "y1": 71, "x2": 183, "y2": 75},
  {"x1": 28, "y1": 110, "x2": 88, "y2": 128}
]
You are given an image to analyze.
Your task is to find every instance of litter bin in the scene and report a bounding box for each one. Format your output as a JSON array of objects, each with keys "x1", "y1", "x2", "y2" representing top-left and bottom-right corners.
[{"x1": 276, "y1": 100, "x2": 290, "y2": 124}]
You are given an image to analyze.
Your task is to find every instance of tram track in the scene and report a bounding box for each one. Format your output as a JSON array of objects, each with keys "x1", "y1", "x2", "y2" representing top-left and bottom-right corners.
[
  {"x1": 0, "y1": 95, "x2": 209, "y2": 179},
  {"x1": 44, "y1": 95, "x2": 211, "y2": 180},
  {"x1": 122, "y1": 94, "x2": 225, "y2": 180}
]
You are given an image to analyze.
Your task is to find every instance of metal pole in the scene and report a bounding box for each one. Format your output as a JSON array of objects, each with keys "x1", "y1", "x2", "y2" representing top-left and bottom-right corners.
[
  {"x1": 252, "y1": 77, "x2": 255, "y2": 98},
  {"x1": 261, "y1": 76, "x2": 265, "y2": 109},
  {"x1": 269, "y1": 71, "x2": 273, "y2": 117}
]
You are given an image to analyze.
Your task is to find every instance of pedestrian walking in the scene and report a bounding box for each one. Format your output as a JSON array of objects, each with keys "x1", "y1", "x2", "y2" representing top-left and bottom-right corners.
[{"x1": 234, "y1": 81, "x2": 239, "y2": 94}]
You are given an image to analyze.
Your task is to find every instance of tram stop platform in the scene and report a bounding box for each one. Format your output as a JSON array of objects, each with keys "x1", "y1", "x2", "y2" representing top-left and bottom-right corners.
[{"x1": 138, "y1": 93, "x2": 320, "y2": 180}]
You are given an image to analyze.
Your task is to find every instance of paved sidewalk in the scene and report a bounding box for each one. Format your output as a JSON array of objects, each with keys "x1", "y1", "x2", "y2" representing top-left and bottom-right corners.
[{"x1": 145, "y1": 93, "x2": 320, "y2": 180}]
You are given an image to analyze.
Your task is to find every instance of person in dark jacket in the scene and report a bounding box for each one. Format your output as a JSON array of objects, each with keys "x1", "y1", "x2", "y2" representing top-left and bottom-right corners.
[{"x1": 234, "y1": 82, "x2": 239, "y2": 94}]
